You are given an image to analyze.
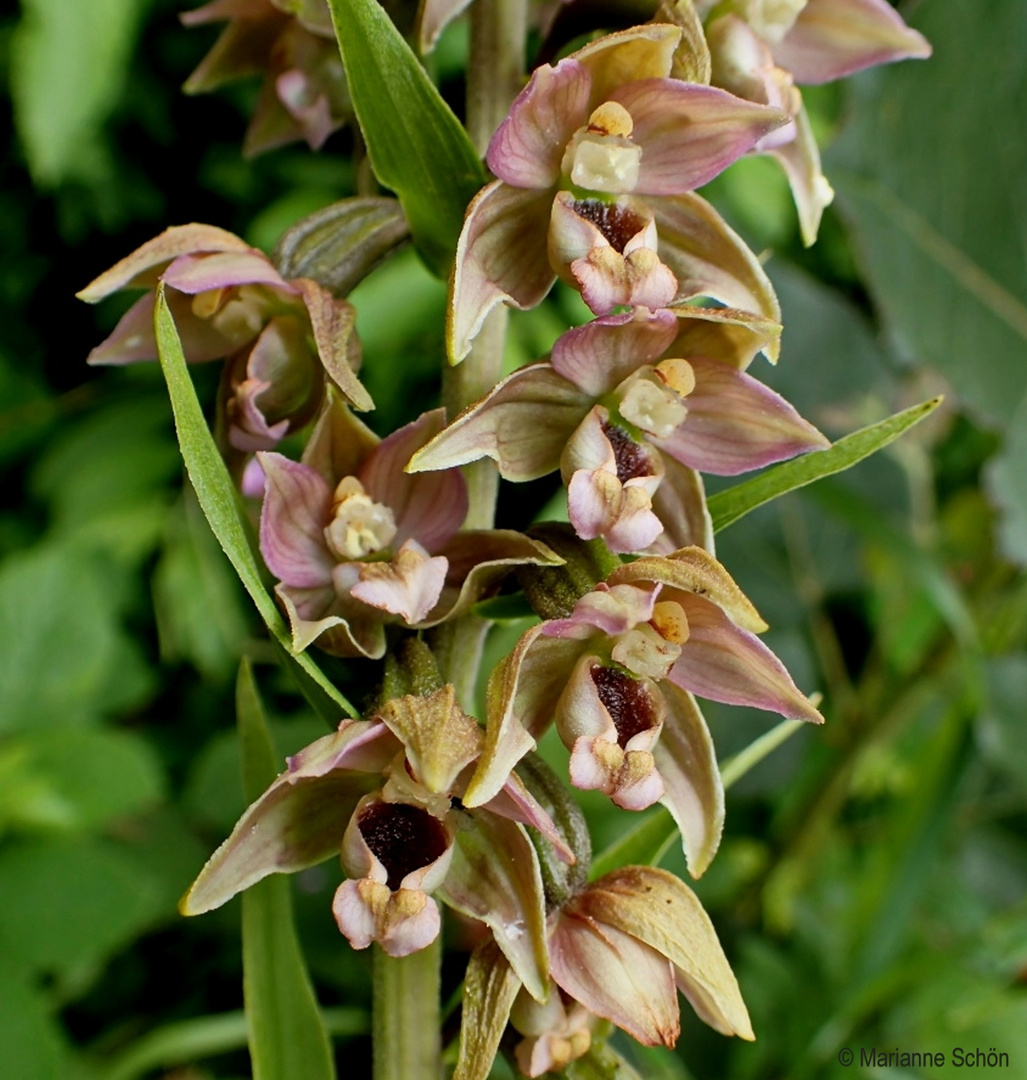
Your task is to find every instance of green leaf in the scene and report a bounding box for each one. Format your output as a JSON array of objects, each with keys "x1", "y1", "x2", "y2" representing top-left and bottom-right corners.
[
  {"x1": 707, "y1": 397, "x2": 942, "y2": 533},
  {"x1": 237, "y1": 660, "x2": 338, "y2": 1080},
  {"x1": 153, "y1": 286, "x2": 356, "y2": 720},
  {"x1": 589, "y1": 807, "x2": 676, "y2": 881},
  {"x1": 828, "y1": 0, "x2": 1027, "y2": 560},
  {"x1": 325, "y1": 0, "x2": 484, "y2": 275},
  {"x1": 10, "y1": 0, "x2": 148, "y2": 185},
  {"x1": 0, "y1": 960, "x2": 69, "y2": 1080}
]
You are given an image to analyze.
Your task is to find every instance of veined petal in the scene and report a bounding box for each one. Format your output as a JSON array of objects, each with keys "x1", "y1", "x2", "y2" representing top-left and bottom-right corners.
[
  {"x1": 448, "y1": 183, "x2": 556, "y2": 363},
  {"x1": 773, "y1": 0, "x2": 931, "y2": 84},
  {"x1": 294, "y1": 279, "x2": 372, "y2": 412},
  {"x1": 579, "y1": 866, "x2": 753, "y2": 1039},
  {"x1": 161, "y1": 250, "x2": 291, "y2": 294},
  {"x1": 666, "y1": 304, "x2": 781, "y2": 371},
  {"x1": 572, "y1": 23, "x2": 681, "y2": 101},
  {"x1": 486, "y1": 59, "x2": 591, "y2": 188},
  {"x1": 351, "y1": 541, "x2": 448, "y2": 624},
  {"x1": 482, "y1": 771, "x2": 575, "y2": 865},
  {"x1": 361, "y1": 410, "x2": 467, "y2": 550},
  {"x1": 76, "y1": 223, "x2": 252, "y2": 301},
  {"x1": 257, "y1": 451, "x2": 335, "y2": 587},
  {"x1": 302, "y1": 395, "x2": 380, "y2": 487},
  {"x1": 287, "y1": 720, "x2": 398, "y2": 778},
  {"x1": 653, "y1": 683, "x2": 723, "y2": 877},
  {"x1": 424, "y1": 529, "x2": 564, "y2": 628},
  {"x1": 465, "y1": 627, "x2": 587, "y2": 808},
  {"x1": 181, "y1": 735, "x2": 380, "y2": 915},
  {"x1": 277, "y1": 580, "x2": 388, "y2": 658},
  {"x1": 767, "y1": 97, "x2": 834, "y2": 246},
  {"x1": 547, "y1": 581, "x2": 659, "y2": 640},
  {"x1": 549, "y1": 910, "x2": 679, "y2": 1046},
  {"x1": 551, "y1": 310, "x2": 678, "y2": 397},
  {"x1": 655, "y1": 356, "x2": 830, "y2": 475},
  {"x1": 648, "y1": 193, "x2": 781, "y2": 358},
  {"x1": 406, "y1": 366, "x2": 591, "y2": 481},
  {"x1": 649, "y1": 456, "x2": 715, "y2": 554},
  {"x1": 609, "y1": 547, "x2": 768, "y2": 633},
  {"x1": 438, "y1": 810, "x2": 551, "y2": 1003},
  {"x1": 671, "y1": 596, "x2": 824, "y2": 722},
  {"x1": 611, "y1": 80, "x2": 788, "y2": 194}
]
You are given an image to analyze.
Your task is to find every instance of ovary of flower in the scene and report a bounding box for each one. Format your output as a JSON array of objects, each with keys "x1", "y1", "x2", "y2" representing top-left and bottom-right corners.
[
  {"x1": 324, "y1": 476, "x2": 398, "y2": 560},
  {"x1": 617, "y1": 373, "x2": 689, "y2": 439},
  {"x1": 562, "y1": 102, "x2": 642, "y2": 194}
]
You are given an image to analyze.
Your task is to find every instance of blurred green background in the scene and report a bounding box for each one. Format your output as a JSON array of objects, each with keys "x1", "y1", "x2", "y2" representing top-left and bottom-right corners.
[{"x1": 1, "y1": 1, "x2": 1026, "y2": 1078}]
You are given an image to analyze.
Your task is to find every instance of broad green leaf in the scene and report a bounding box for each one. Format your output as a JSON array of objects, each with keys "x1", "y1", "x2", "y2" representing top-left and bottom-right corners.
[
  {"x1": 325, "y1": 0, "x2": 484, "y2": 275},
  {"x1": 708, "y1": 397, "x2": 942, "y2": 533},
  {"x1": 153, "y1": 286, "x2": 356, "y2": 720},
  {"x1": 10, "y1": 0, "x2": 148, "y2": 185},
  {"x1": 274, "y1": 196, "x2": 411, "y2": 297},
  {"x1": 0, "y1": 960, "x2": 68, "y2": 1080},
  {"x1": 238, "y1": 660, "x2": 338, "y2": 1080},
  {"x1": 829, "y1": 0, "x2": 1027, "y2": 560}
]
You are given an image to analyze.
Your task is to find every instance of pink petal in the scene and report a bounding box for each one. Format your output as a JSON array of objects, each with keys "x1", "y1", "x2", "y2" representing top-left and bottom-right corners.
[
  {"x1": 670, "y1": 596, "x2": 824, "y2": 722},
  {"x1": 76, "y1": 224, "x2": 252, "y2": 301},
  {"x1": 483, "y1": 772, "x2": 575, "y2": 864},
  {"x1": 611, "y1": 80, "x2": 789, "y2": 194},
  {"x1": 332, "y1": 878, "x2": 442, "y2": 956},
  {"x1": 551, "y1": 310, "x2": 678, "y2": 397},
  {"x1": 550, "y1": 911, "x2": 679, "y2": 1047},
  {"x1": 161, "y1": 250, "x2": 291, "y2": 294},
  {"x1": 546, "y1": 582, "x2": 659, "y2": 640},
  {"x1": 655, "y1": 356, "x2": 830, "y2": 475},
  {"x1": 449, "y1": 182, "x2": 557, "y2": 362},
  {"x1": 360, "y1": 410, "x2": 467, "y2": 550},
  {"x1": 648, "y1": 193, "x2": 782, "y2": 356},
  {"x1": 653, "y1": 683, "x2": 723, "y2": 878},
  {"x1": 257, "y1": 451, "x2": 335, "y2": 587},
  {"x1": 571, "y1": 246, "x2": 678, "y2": 316},
  {"x1": 773, "y1": 0, "x2": 932, "y2": 84},
  {"x1": 286, "y1": 720, "x2": 398, "y2": 778},
  {"x1": 486, "y1": 59, "x2": 591, "y2": 189},
  {"x1": 407, "y1": 364, "x2": 591, "y2": 481},
  {"x1": 276, "y1": 69, "x2": 335, "y2": 150},
  {"x1": 350, "y1": 540, "x2": 448, "y2": 623}
]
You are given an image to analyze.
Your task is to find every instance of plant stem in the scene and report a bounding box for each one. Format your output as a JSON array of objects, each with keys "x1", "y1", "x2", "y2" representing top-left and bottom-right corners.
[
  {"x1": 467, "y1": 0, "x2": 526, "y2": 156},
  {"x1": 373, "y1": 938, "x2": 442, "y2": 1080}
]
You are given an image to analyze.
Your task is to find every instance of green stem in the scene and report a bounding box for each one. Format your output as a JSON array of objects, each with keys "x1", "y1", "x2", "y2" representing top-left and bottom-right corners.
[
  {"x1": 373, "y1": 938, "x2": 442, "y2": 1080},
  {"x1": 467, "y1": 0, "x2": 526, "y2": 156}
]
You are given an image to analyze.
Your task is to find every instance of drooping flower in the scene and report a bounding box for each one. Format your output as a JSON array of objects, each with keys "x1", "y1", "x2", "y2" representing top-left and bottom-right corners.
[
  {"x1": 77, "y1": 224, "x2": 371, "y2": 451},
  {"x1": 698, "y1": 0, "x2": 930, "y2": 242},
  {"x1": 449, "y1": 22, "x2": 790, "y2": 360},
  {"x1": 181, "y1": 0, "x2": 351, "y2": 155},
  {"x1": 463, "y1": 546, "x2": 823, "y2": 877},
  {"x1": 182, "y1": 684, "x2": 567, "y2": 991},
  {"x1": 411, "y1": 306, "x2": 827, "y2": 555},
  {"x1": 259, "y1": 397, "x2": 561, "y2": 658},
  {"x1": 457, "y1": 865, "x2": 753, "y2": 1078}
]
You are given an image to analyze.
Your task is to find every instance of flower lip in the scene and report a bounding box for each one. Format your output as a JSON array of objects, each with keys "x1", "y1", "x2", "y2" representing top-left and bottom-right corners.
[
  {"x1": 591, "y1": 665, "x2": 660, "y2": 747},
  {"x1": 603, "y1": 422, "x2": 655, "y2": 482},
  {"x1": 357, "y1": 800, "x2": 450, "y2": 891},
  {"x1": 570, "y1": 199, "x2": 648, "y2": 253}
]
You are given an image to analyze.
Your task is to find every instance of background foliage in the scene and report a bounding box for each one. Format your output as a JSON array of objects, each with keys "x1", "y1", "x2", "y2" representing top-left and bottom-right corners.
[{"x1": 1, "y1": 0, "x2": 1025, "y2": 1078}]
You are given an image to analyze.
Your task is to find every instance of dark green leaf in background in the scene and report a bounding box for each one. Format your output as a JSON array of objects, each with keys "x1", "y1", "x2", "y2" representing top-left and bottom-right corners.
[
  {"x1": 325, "y1": 0, "x2": 485, "y2": 276},
  {"x1": 830, "y1": 0, "x2": 1027, "y2": 560}
]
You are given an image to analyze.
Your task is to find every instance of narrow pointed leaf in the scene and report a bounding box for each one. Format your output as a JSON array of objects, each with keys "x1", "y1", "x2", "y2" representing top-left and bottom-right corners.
[
  {"x1": 325, "y1": 0, "x2": 484, "y2": 276},
  {"x1": 708, "y1": 396, "x2": 942, "y2": 532},
  {"x1": 237, "y1": 660, "x2": 338, "y2": 1080},
  {"x1": 153, "y1": 285, "x2": 356, "y2": 720}
]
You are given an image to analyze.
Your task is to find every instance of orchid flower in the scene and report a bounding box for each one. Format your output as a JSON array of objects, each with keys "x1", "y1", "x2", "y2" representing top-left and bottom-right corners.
[
  {"x1": 181, "y1": 0, "x2": 351, "y2": 155},
  {"x1": 458, "y1": 865, "x2": 753, "y2": 1078},
  {"x1": 259, "y1": 397, "x2": 561, "y2": 658},
  {"x1": 463, "y1": 546, "x2": 823, "y2": 877},
  {"x1": 182, "y1": 685, "x2": 567, "y2": 993},
  {"x1": 449, "y1": 22, "x2": 790, "y2": 360},
  {"x1": 411, "y1": 306, "x2": 827, "y2": 555},
  {"x1": 699, "y1": 0, "x2": 930, "y2": 242},
  {"x1": 77, "y1": 224, "x2": 371, "y2": 452}
]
